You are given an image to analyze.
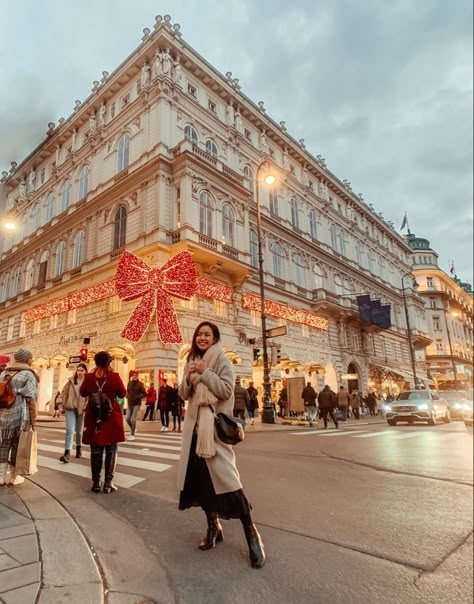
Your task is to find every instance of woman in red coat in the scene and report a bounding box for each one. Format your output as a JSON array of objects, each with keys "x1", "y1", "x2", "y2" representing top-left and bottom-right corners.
[{"x1": 80, "y1": 351, "x2": 126, "y2": 493}]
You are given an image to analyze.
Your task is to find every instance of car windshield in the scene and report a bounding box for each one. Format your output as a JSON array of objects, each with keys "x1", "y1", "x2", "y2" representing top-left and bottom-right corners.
[
  {"x1": 442, "y1": 391, "x2": 466, "y2": 400},
  {"x1": 397, "y1": 391, "x2": 430, "y2": 401}
]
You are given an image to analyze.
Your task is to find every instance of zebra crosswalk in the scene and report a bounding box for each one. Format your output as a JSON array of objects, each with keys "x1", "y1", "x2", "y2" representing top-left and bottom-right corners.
[
  {"x1": 289, "y1": 427, "x2": 468, "y2": 442},
  {"x1": 36, "y1": 427, "x2": 183, "y2": 490}
]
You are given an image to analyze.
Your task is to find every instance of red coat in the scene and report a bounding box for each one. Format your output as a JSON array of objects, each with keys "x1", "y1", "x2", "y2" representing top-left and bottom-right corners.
[{"x1": 80, "y1": 371, "x2": 126, "y2": 446}]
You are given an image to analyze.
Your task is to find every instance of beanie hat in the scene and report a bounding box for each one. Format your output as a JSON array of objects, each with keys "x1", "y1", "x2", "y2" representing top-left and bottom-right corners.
[{"x1": 14, "y1": 348, "x2": 33, "y2": 363}]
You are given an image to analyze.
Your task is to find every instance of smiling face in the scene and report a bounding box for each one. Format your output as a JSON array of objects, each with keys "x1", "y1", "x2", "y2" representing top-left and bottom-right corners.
[{"x1": 195, "y1": 324, "x2": 217, "y2": 352}]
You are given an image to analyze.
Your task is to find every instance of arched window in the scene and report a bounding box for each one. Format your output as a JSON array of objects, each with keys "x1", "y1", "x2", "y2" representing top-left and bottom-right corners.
[
  {"x1": 199, "y1": 191, "x2": 213, "y2": 237},
  {"x1": 293, "y1": 254, "x2": 306, "y2": 287},
  {"x1": 113, "y1": 206, "x2": 127, "y2": 249},
  {"x1": 117, "y1": 134, "x2": 130, "y2": 172},
  {"x1": 309, "y1": 209, "x2": 318, "y2": 240},
  {"x1": 78, "y1": 165, "x2": 90, "y2": 199},
  {"x1": 44, "y1": 192, "x2": 55, "y2": 224},
  {"x1": 243, "y1": 165, "x2": 254, "y2": 198},
  {"x1": 30, "y1": 204, "x2": 40, "y2": 233},
  {"x1": 271, "y1": 242, "x2": 285, "y2": 279},
  {"x1": 0, "y1": 273, "x2": 9, "y2": 302},
  {"x1": 205, "y1": 139, "x2": 218, "y2": 158},
  {"x1": 222, "y1": 204, "x2": 235, "y2": 247},
  {"x1": 54, "y1": 241, "x2": 66, "y2": 277},
  {"x1": 24, "y1": 259, "x2": 35, "y2": 291},
  {"x1": 249, "y1": 230, "x2": 258, "y2": 268},
  {"x1": 290, "y1": 197, "x2": 299, "y2": 228},
  {"x1": 38, "y1": 250, "x2": 49, "y2": 286},
  {"x1": 60, "y1": 179, "x2": 71, "y2": 213},
  {"x1": 11, "y1": 266, "x2": 22, "y2": 297},
  {"x1": 72, "y1": 231, "x2": 85, "y2": 268},
  {"x1": 184, "y1": 125, "x2": 199, "y2": 145},
  {"x1": 269, "y1": 187, "x2": 278, "y2": 215}
]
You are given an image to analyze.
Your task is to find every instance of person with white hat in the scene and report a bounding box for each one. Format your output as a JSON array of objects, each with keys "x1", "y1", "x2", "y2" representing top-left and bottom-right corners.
[{"x1": 0, "y1": 348, "x2": 39, "y2": 486}]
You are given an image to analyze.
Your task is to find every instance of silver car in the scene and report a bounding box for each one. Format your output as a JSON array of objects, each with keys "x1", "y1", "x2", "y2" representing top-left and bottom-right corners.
[{"x1": 385, "y1": 390, "x2": 451, "y2": 426}]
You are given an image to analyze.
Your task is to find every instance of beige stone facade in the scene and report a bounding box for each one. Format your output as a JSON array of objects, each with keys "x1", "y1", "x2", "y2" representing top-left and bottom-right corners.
[{"x1": 0, "y1": 17, "x2": 430, "y2": 410}]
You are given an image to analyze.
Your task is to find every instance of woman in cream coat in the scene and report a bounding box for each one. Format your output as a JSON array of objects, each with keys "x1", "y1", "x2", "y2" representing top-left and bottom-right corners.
[{"x1": 178, "y1": 321, "x2": 265, "y2": 569}]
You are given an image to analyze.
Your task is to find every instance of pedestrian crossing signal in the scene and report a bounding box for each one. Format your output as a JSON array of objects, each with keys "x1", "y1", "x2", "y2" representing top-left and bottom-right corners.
[
  {"x1": 253, "y1": 348, "x2": 261, "y2": 361},
  {"x1": 79, "y1": 347, "x2": 88, "y2": 362}
]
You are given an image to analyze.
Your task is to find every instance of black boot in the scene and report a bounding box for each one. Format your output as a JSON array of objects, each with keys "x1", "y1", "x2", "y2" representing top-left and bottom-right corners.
[
  {"x1": 103, "y1": 449, "x2": 118, "y2": 493},
  {"x1": 243, "y1": 523, "x2": 266, "y2": 569},
  {"x1": 59, "y1": 450, "x2": 70, "y2": 463},
  {"x1": 75, "y1": 446, "x2": 82, "y2": 459},
  {"x1": 90, "y1": 448, "x2": 103, "y2": 493},
  {"x1": 199, "y1": 512, "x2": 224, "y2": 550}
]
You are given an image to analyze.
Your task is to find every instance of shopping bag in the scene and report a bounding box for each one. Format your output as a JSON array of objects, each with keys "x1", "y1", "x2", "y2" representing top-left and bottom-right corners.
[
  {"x1": 333, "y1": 409, "x2": 346, "y2": 422},
  {"x1": 15, "y1": 429, "x2": 38, "y2": 475}
]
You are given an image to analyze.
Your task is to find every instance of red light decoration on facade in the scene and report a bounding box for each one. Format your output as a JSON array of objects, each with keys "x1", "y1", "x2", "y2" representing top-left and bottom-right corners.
[{"x1": 241, "y1": 292, "x2": 328, "y2": 331}]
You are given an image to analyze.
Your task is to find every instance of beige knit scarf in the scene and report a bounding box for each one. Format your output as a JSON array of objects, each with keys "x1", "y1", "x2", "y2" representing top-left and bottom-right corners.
[{"x1": 188, "y1": 342, "x2": 223, "y2": 458}]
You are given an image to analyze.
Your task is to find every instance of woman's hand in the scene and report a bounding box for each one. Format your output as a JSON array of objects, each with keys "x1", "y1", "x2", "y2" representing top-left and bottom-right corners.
[{"x1": 189, "y1": 359, "x2": 207, "y2": 375}]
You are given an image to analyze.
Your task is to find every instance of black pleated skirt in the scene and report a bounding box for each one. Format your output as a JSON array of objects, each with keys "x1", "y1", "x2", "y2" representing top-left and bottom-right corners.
[{"x1": 178, "y1": 433, "x2": 251, "y2": 519}]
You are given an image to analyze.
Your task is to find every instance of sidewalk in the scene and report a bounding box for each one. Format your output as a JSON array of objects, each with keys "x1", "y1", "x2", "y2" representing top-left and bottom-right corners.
[{"x1": 0, "y1": 481, "x2": 103, "y2": 604}]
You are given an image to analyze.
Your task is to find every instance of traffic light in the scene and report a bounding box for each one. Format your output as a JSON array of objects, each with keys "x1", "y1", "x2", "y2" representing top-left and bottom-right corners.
[
  {"x1": 253, "y1": 347, "x2": 261, "y2": 362},
  {"x1": 79, "y1": 347, "x2": 88, "y2": 362},
  {"x1": 276, "y1": 346, "x2": 282, "y2": 364}
]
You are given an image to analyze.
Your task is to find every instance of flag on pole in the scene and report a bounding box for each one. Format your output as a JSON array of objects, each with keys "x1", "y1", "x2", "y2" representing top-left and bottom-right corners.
[{"x1": 400, "y1": 212, "x2": 408, "y2": 230}]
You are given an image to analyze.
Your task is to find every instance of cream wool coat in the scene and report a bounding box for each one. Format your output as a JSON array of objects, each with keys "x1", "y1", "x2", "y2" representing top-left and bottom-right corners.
[{"x1": 177, "y1": 352, "x2": 243, "y2": 495}]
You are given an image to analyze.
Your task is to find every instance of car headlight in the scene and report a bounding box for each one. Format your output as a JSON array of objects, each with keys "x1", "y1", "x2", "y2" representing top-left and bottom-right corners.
[
  {"x1": 382, "y1": 404, "x2": 391, "y2": 411},
  {"x1": 418, "y1": 403, "x2": 429, "y2": 410}
]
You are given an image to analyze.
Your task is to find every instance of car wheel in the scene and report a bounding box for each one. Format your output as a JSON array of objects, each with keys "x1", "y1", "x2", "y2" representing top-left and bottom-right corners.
[
  {"x1": 442, "y1": 409, "x2": 451, "y2": 424},
  {"x1": 428, "y1": 414, "x2": 436, "y2": 426},
  {"x1": 387, "y1": 419, "x2": 397, "y2": 426}
]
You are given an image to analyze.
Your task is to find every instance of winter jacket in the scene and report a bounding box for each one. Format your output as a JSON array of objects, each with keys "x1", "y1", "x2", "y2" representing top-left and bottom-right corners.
[
  {"x1": 318, "y1": 387, "x2": 337, "y2": 410},
  {"x1": 233, "y1": 384, "x2": 250, "y2": 411},
  {"x1": 337, "y1": 389, "x2": 350, "y2": 407},
  {"x1": 302, "y1": 386, "x2": 318, "y2": 407},
  {"x1": 158, "y1": 385, "x2": 173, "y2": 410},
  {"x1": 61, "y1": 378, "x2": 87, "y2": 415},
  {"x1": 80, "y1": 371, "x2": 126, "y2": 446},
  {"x1": 146, "y1": 387, "x2": 157, "y2": 405},
  {"x1": 350, "y1": 391, "x2": 362, "y2": 408},
  {"x1": 169, "y1": 388, "x2": 183, "y2": 416},
  {"x1": 246, "y1": 386, "x2": 259, "y2": 412},
  {"x1": 127, "y1": 380, "x2": 147, "y2": 407}
]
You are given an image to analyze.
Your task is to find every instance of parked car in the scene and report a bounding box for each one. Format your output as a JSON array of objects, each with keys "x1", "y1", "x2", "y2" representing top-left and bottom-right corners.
[
  {"x1": 385, "y1": 390, "x2": 450, "y2": 426},
  {"x1": 462, "y1": 389, "x2": 473, "y2": 427},
  {"x1": 440, "y1": 390, "x2": 467, "y2": 419}
]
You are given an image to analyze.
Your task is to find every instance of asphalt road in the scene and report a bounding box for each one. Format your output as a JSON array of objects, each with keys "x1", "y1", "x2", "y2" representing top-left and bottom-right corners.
[{"x1": 32, "y1": 420, "x2": 473, "y2": 604}]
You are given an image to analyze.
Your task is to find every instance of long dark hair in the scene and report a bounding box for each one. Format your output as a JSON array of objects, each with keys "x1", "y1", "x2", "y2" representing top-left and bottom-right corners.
[
  {"x1": 73, "y1": 363, "x2": 88, "y2": 384},
  {"x1": 187, "y1": 321, "x2": 221, "y2": 360}
]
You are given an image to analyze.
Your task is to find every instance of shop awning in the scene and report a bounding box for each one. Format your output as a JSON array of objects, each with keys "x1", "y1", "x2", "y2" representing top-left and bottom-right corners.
[{"x1": 370, "y1": 364, "x2": 413, "y2": 382}]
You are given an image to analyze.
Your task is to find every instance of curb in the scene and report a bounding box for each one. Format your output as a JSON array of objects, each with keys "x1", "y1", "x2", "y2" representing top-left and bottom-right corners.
[{"x1": 16, "y1": 480, "x2": 104, "y2": 603}]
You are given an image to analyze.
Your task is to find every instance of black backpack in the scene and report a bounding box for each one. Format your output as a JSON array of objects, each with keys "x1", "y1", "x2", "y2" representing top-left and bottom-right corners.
[{"x1": 88, "y1": 380, "x2": 113, "y2": 430}]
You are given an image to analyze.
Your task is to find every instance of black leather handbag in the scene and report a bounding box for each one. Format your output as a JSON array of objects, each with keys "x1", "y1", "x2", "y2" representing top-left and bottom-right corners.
[{"x1": 214, "y1": 412, "x2": 245, "y2": 445}]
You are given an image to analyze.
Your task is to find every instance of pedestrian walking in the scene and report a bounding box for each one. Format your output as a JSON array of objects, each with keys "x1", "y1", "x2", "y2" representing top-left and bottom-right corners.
[
  {"x1": 246, "y1": 381, "x2": 259, "y2": 425},
  {"x1": 53, "y1": 391, "x2": 62, "y2": 417},
  {"x1": 350, "y1": 390, "x2": 362, "y2": 419},
  {"x1": 170, "y1": 383, "x2": 184, "y2": 431},
  {"x1": 0, "y1": 348, "x2": 39, "y2": 486},
  {"x1": 178, "y1": 321, "x2": 265, "y2": 568},
  {"x1": 277, "y1": 386, "x2": 288, "y2": 418},
  {"x1": 318, "y1": 385, "x2": 339, "y2": 429},
  {"x1": 143, "y1": 382, "x2": 157, "y2": 421},
  {"x1": 158, "y1": 378, "x2": 173, "y2": 431},
  {"x1": 233, "y1": 377, "x2": 249, "y2": 421},
  {"x1": 59, "y1": 363, "x2": 88, "y2": 463},
  {"x1": 302, "y1": 382, "x2": 318, "y2": 426},
  {"x1": 126, "y1": 371, "x2": 146, "y2": 440},
  {"x1": 337, "y1": 386, "x2": 350, "y2": 421},
  {"x1": 80, "y1": 351, "x2": 126, "y2": 493},
  {"x1": 366, "y1": 391, "x2": 377, "y2": 417}
]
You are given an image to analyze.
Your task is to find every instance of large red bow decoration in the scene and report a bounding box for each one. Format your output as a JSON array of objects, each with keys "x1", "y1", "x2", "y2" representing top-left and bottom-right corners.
[{"x1": 115, "y1": 251, "x2": 198, "y2": 343}]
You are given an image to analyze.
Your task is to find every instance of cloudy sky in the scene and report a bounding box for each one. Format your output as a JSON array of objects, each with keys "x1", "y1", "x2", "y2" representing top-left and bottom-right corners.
[{"x1": 1, "y1": 0, "x2": 472, "y2": 281}]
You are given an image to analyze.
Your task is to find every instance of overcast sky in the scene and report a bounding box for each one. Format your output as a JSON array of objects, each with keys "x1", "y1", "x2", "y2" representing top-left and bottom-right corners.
[{"x1": 1, "y1": 0, "x2": 472, "y2": 282}]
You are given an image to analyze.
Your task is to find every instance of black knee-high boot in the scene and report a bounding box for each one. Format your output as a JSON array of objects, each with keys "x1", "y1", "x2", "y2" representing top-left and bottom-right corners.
[
  {"x1": 199, "y1": 511, "x2": 224, "y2": 550},
  {"x1": 103, "y1": 448, "x2": 118, "y2": 493},
  {"x1": 90, "y1": 447, "x2": 103, "y2": 493},
  {"x1": 241, "y1": 513, "x2": 265, "y2": 568}
]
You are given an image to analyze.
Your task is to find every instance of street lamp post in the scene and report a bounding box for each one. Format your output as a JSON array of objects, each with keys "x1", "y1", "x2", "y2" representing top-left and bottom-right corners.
[
  {"x1": 401, "y1": 273, "x2": 419, "y2": 389},
  {"x1": 443, "y1": 307, "x2": 459, "y2": 388},
  {"x1": 255, "y1": 162, "x2": 276, "y2": 424}
]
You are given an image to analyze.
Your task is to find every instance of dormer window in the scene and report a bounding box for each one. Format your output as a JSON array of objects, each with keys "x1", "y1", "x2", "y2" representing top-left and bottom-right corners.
[{"x1": 188, "y1": 83, "x2": 197, "y2": 98}]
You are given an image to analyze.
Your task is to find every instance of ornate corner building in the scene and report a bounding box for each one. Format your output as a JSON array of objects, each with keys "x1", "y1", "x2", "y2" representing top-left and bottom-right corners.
[
  {"x1": 408, "y1": 233, "x2": 473, "y2": 390},
  {"x1": 0, "y1": 16, "x2": 431, "y2": 410}
]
